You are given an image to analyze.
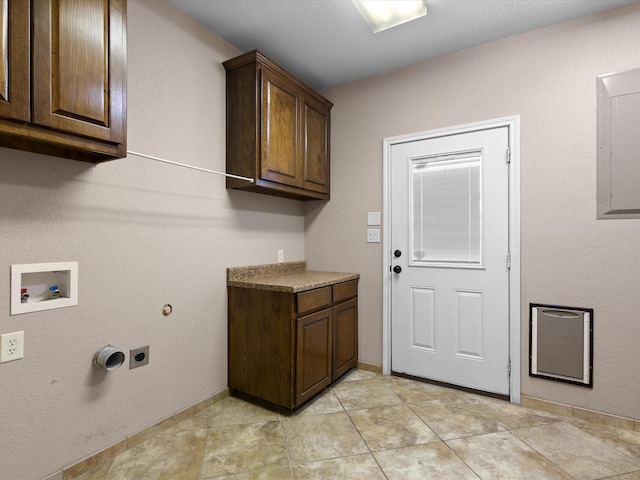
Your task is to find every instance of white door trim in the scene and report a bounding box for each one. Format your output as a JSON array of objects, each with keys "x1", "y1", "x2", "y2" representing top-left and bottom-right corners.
[{"x1": 382, "y1": 116, "x2": 521, "y2": 404}]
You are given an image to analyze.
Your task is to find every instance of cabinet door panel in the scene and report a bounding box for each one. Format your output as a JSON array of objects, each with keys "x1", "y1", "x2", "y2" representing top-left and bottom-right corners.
[
  {"x1": 261, "y1": 68, "x2": 302, "y2": 187},
  {"x1": 31, "y1": 0, "x2": 126, "y2": 143},
  {"x1": 296, "y1": 308, "x2": 332, "y2": 405},
  {"x1": 228, "y1": 287, "x2": 295, "y2": 408},
  {"x1": 333, "y1": 298, "x2": 358, "y2": 380},
  {"x1": 303, "y1": 99, "x2": 330, "y2": 194},
  {"x1": 0, "y1": 0, "x2": 29, "y2": 121}
]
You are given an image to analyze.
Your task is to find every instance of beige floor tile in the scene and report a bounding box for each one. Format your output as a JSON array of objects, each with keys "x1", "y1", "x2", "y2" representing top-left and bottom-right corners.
[
  {"x1": 373, "y1": 442, "x2": 480, "y2": 479},
  {"x1": 281, "y1": 411, "x2": 368, "y2": 464},
  {"x1": 67, "y1": 371, "x2": 640, "y2": 480},
  {"x1": 205, "y1": 466, "x2": 293, "y2": 479},
  {"x1": 201, "y1": 421, "x2": 289, "y2": 477},
  {"x1": 126, "y1": 416, "x2": 177, "y2": 450},
  {"x1": 384, "y1": 375, "x2": 467, "y2": 403},
  {"x1": 291, "y1": 454, "x2": 386, "y2": 479},
  {"x1": 409, "y1": 396, "x2": 505, "y2": 440},
  {"x1": 339, "y1": 369, "x2": 380, "y2": 382},
  {"x1": 485, "y1": 400, "x2": 563, "y2": 430},
  {"x1": 572, "y1": 407, "x2": 635, "y2": 430},
  {"x1": 293, "y1": 390, "x2": 344, "y2": 416},
  {"x1": 348, "y1": 404, "x2": 439, "y2": 451},
  {"x1": 570, "y1": 417, "x2": 640, "y2": 460},
  {"x1": 603, "y1": 472, "x2": 640, "y2": 480},
  {"x1": 105, "y1": 424, "x2": 207, "y2": 480},
  {"x1": 208, "y1": 396, "x2": 280, "y2": 427},
  {"x1": 72, "y1": 460, "x2": 112, "y2": 480},
  {"x1": 332, "y1": 377, "x2": 403, "y2": 411},
  {"x1": 65, "y1": 441, "x2": 126, "y2": 480},
  {"x1": 513, "y1": 421, "x2": 640, "y2": 480},
  {"x1": 445, "y1": 393, "x2": 564, "y2": 431},
  {"x1": 174, "y1": 406, "x2": 212, "y2": 431},
  {"x1": 447, "y1": 431, "x2": 574, "y2": 479},
  {"x1": 606, "y1": 470, "x2": 640, "y2": 480}
]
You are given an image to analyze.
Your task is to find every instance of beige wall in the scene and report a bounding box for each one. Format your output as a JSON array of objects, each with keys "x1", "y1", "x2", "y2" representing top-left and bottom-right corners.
[
  {"x1": 4, "y1": 1, "x2": 640, "y2": 478},
  {"x1": 0, "y1": 2, "x2": 305, "y2": 479},
  {"x1": 307, "y1": 2, "x2": 640, "y2": 421}
]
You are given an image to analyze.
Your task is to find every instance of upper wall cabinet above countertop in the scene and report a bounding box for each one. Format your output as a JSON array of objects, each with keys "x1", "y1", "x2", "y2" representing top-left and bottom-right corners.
[
  {"x1": 0, "y1": 0, "x2": 127, "y2": 163},
  {"x1": 224, "y1": 50, "x2": 332, "y2": 201}
]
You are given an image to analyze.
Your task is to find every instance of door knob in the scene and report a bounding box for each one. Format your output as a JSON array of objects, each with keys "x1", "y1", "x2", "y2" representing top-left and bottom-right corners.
[
  {"x1": 393, "y1": 265, "x2": 402, "y2": 274},
  {"x1": 394, "y1": 250, "x2": 402, "y2": 257}
]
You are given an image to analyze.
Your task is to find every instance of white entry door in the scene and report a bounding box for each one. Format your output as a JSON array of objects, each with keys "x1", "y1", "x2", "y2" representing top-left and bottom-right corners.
[{"x1": 390, "y1": 126, "x2": 510, "y2": 395}]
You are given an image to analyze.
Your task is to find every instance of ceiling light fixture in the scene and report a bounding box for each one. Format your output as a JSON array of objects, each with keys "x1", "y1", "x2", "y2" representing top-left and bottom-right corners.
[{"x1": 352, "y1": 0, "x2": 427, "y2": 33}]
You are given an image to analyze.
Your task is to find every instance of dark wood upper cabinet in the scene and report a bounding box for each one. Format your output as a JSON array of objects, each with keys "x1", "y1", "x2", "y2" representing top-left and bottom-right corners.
[
  {"x1": 224, "y1": 50, "x2": 332, "y2": 201},
  {"x1": 0, "y1": 0, "x2": 126, "y2": 162},
  {"x1": 0, "y1": 0, "x2": 29, "y2": 122}
]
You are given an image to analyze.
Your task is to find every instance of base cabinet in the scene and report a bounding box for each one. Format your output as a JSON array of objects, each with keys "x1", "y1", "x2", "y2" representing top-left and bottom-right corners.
[{"x1": 228, "y1": 279, "x2": 358, "y2": 410}]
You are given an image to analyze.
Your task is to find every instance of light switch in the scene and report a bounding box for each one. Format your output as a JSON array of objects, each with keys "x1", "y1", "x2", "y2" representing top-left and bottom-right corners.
[
  {"x1": 367, "y1": 212, "x2": 381, "y2": 226},
  {"x1": 367, "y1": 229, "x2": 380, "y2": 243}
]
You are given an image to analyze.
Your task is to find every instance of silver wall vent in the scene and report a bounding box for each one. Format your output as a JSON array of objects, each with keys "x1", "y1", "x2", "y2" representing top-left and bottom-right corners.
[{"x1": 530, "y1": 303, "x2": 593, "y2": 387}]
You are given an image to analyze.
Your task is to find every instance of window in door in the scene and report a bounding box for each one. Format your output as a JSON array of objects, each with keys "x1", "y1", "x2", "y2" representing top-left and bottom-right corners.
[{"x1": 411, "y1": 150, "x2": 483, "y2": 267}]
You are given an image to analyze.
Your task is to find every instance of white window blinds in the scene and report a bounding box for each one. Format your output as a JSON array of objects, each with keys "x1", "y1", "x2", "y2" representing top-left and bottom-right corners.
[{"x1": 411, "y1": 151, "x2": 483, "y2": 266}]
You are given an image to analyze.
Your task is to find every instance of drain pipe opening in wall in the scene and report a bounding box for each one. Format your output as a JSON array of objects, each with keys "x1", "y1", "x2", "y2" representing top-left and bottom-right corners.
[{"x1": 94, "y1": 345, "x2": 126, "y2": 371}]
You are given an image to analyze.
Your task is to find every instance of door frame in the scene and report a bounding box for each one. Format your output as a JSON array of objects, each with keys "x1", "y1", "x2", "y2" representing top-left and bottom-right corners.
[{"x1": 382, "y1": 116, "x2": 521, "y2": 404}]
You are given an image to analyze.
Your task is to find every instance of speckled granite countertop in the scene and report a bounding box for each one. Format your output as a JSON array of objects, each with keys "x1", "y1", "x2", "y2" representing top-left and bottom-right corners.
[{"x1": 227, "y1": 261, "x2": 359, "y2": 293}]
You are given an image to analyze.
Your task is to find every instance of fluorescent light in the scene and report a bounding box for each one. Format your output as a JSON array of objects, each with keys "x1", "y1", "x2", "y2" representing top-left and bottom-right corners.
[{"x1": 352, "y1": 0, "x2": 427, "y2": 33}]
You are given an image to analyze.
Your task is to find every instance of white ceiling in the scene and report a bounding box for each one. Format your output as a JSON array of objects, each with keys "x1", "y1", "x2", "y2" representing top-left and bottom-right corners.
[{"x1": 170, "y1": 0, "x2": 636, "y2": 91}]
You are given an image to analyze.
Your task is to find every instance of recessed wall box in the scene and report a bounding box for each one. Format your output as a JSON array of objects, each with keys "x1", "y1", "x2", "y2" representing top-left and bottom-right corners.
[
  {"x1": 530, "y1": 303, "x2": 593, "y2": 387},
  {"x1": 597, "y1": 67, "x2": 640, "y2": 219},
  {"x1": 11, "y1": 262, "x2": 78, "y2": 315}
]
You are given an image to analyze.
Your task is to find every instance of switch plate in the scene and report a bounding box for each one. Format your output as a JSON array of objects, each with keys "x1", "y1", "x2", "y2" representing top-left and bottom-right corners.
[
  {"x1": 367, "y1": 229, "x2": 380, "y2": 243},
  {"x1": 0, "y1": 331, "x2": 24, "y2": 363},
  {"x1": 367, "y1": 212, "x2": 381, "y2": 226}
]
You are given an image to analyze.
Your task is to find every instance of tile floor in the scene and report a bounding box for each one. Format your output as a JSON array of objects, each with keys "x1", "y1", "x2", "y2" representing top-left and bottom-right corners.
[{"x1": 74, "y1": 370, "x2": 640, "y2": 479}]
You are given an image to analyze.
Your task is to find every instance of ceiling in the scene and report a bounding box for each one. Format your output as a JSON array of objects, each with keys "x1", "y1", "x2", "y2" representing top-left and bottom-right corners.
[{"x1": 170, "y1": 0, "x2": 636, "y2": 91}]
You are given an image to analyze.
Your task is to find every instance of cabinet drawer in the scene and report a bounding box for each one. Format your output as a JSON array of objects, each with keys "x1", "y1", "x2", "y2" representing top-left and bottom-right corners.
[
  {"x1": 297, "y1": 286, "x2": 331, "y2": 314},
  {"x1": 332, "y1": 280, "x2": 358, "y2": 302}
]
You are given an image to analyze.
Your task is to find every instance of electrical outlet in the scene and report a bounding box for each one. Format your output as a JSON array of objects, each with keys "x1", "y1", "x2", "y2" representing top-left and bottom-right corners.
[
  {"x1": 0, "y1": 331, "x2": 24, "y2": 363},
  {"x1": 130, "y1": 346, "x2": 149, "y2": 369},
  {"x1": 278, "y1": 249, "x2": 284, "y2": 263}
]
